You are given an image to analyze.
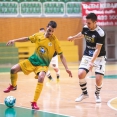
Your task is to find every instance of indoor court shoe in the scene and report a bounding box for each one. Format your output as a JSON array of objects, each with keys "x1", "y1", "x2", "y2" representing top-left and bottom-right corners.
[
  {"x1": 48, "y1": 78, "x2": 54, "y2": 82},
  {"x1": 95, "y1": 93, "x2": 101, "y2": 103},
  {"x1": 75, "y1": 94, "x2": 89, "y2": 102},
  {"x1": 56, "y1": 78, "x2": 60, "y2": 83},
  {"x1": 3, "y1": 84, "x2": 17, "y2": 93},
  {"x1": 31, "y1": 102, "x2": 39, "y2": 110}
]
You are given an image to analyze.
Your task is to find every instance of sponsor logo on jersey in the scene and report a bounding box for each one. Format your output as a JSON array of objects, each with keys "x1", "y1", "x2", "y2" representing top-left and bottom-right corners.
[
  {"x1": 89, "y1": 50, "x2": 94, "y2": 56},
  {"x1": 84, "y1": 35, "x2": 95, "y2": 43},
  {"x1": 48, "y1": 42, "x2": 52, "y2": 46},
  {"x1": 40, "y1": 47, "x2": 45, "y2": 53},
  {"x1": 87, "y1": 46, "x2": 96, "y2": 49},
  {"x1": 92, "y1": 35, "x2": 95, "y2": 38}
]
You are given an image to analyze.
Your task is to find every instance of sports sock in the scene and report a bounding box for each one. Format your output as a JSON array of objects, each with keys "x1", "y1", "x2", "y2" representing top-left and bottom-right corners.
[
  {"x1": 56, "y1": 70, "x2": 60, "y2": 79},
  {"x1": 56, "y1": 69, "x2": 60, "y2": 75},
  {"x1": 95, "y1": 84, "x2": 102, "y2": 95},
  {"x1": 46, "y1": 71, "x2": 52, "y2": 80},
  {"x1": 33, "y1": 82, "x2": 43, "y2": 102},
  {"x1": 48, "y1": 75, "x2": 52, "y2": 80},
  {"x1": 47, "y1": 74, "x2": 52, "y2": 80},
  {"x1": 11, "y1": 73, "x2": 17, "y2": 87},
  {"x1": 79, "y1": 79, "x2": 88, "y2": 95}
]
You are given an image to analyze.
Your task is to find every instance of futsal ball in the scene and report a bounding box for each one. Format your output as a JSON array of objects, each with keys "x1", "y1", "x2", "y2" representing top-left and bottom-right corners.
[{"x1": 4, "y1": 96, "x2": 16, "y2": 108}]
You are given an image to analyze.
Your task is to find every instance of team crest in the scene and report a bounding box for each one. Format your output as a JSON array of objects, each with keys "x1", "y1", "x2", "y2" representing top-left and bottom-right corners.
[
  {"x1": 48, "y1": 42, "x2": 52, "y2": 46},
  {"x1": 92, "y1": 35, "x2": 95, "y2": 38},
  {"x1": 40, "y1": 47, "x2": 45, "y2": 53}
]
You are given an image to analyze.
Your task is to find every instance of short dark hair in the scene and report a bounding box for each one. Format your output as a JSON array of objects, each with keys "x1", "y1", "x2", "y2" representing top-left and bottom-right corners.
[
  {"x1": 47, "y1": 21, "x2": 57, "y2": 28},
  {"x1": 40, "y1": 28, "x2": 45, "y2": 31},
  {"x1": 86, "y1": 13, "x2": 97, "y2": 22}
]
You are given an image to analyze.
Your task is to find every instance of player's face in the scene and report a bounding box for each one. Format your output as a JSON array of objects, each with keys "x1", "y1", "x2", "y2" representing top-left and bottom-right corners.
[
  {"x1": 45, "y1": 26, "x2": 55, "y2": 38},
  {"x1": 86, "y1": 19, "x2": 97, "y2": 30}
]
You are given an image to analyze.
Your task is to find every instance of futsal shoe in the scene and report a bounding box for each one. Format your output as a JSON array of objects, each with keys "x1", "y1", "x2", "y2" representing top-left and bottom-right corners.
[
  {"x1": 48, "y1": 74, "x2": 53, "y2": 82},
  {"x1": 31, "y1": 102, "x2": 39, "y2": 110},
  {"x1": 95, "y1": 93, "x2": 101, "y2": 103},
  {"x1": 48, "y1": 77, "x2": 54, "y2": 82},
  {"x1": 56, "y1": 78, "x2": 60, "y2": 83},
  {"x1": 4, "y1": 85, "x2": 17, "y2": 93},
  {"x1": 75, "y1": 93, "x2": 89, "y2": 102}
]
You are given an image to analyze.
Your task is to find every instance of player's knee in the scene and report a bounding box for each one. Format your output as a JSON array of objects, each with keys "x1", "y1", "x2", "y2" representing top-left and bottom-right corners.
[
  {"x1": 10, "y1": 67, "x2": 17, "y2": 74},
  {"x1": 78, "y1": 73, "x2": 83, "y2": 79},
  {"x1": 52, "y1": 64, "x2": 56, "y2": 67},
  {"x1": 78, "y1": 69, "x2": 88, "y2": 79},
  {"x1": 78, "y1": 72, "x2": 86, "y2": 79},
  {"x1": 37, "y1": 73, "x2": 45, "y2": 82},
  {"x1": 38, "y1": 76, "x2": 44, "y2": 83},
  {"x1": 52, "y1": 64, "x2": 58, "y2": 69}
]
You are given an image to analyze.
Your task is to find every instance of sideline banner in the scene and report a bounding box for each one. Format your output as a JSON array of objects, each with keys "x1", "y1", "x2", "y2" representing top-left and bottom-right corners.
[{"x1": 82, "y1": 2, "x2": 117, "y2": 26}]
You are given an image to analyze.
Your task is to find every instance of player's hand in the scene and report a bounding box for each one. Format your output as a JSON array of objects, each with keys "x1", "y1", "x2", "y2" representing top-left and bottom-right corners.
[
  {"x1": 89, "y1": 62, "x2": 94, "y2": 72},
  {"x1": 66, "y1": 69, "x2": 72, "y2": 77},
  {"x1": 67, "y1": 36, "x2": 74, "y2": 42},
  {"x1": 6, "y1": 40, "x2": 15, "y2": 46}
]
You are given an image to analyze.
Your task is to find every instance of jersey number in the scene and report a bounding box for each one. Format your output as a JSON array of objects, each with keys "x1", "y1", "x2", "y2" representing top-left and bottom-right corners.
[{"x1": 99, "y1": 65, "x2": 102, "y2": 70}]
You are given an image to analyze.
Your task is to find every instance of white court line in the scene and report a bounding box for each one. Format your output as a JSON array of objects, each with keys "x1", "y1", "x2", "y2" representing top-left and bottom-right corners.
[
  {"x1": 107, "y1": 97, "x2": 117, "y2": 111},
  {"x1": 0, "y1": 72, "x2": 10, "y2": 74},
  {"x1": 86, "y1": 76, "x2": 95, "y2": 79},
  {"x1": 0, "y1": 103, "x2": 73, "y2": 117}
]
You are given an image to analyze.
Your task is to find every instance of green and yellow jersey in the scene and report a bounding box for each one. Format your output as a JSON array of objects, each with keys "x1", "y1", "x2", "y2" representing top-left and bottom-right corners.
[{"x1": 28, "y1": 32, "x2": 62, "y2": 66}]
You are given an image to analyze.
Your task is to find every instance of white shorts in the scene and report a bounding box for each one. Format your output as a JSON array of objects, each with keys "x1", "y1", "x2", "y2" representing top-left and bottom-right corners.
[
  {"x1": 79, "y1": 55, "x2": 106, "y2": 75},
  {"x1": 49, "y1": 55, "x2": 58, "y2": 68}
]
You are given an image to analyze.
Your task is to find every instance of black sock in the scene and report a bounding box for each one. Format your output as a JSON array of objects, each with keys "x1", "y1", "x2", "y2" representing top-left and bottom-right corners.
[{"x1": 48, "y1": 75, "x2": 52, "y2": 80}]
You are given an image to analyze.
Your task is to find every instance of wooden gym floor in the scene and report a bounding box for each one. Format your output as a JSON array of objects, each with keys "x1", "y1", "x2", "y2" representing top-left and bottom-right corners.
[{"x1": 0, "y1": 62, "x2": 117, "y2": 117}]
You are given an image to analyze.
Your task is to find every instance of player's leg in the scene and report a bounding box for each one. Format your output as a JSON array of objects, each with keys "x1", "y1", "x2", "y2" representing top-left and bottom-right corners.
[
  {"x1": 51, "y1": 63, "x2": 60, "y2": 83},
  {"x1": 95, "y1": 74, "x2": 103, "y2": 103},
  {"x1": 3, "y1": 64, "x2": 22, "y2": 93},
  {"x1": 32, "y1": 66, "x2": 48, "y2": 110},
  {"x1": 46, "y1": 70, "x2": 53, "y2": 81},
  {"x1": 51, "y1": 55, "x2": 60, "y2": 82},
  {"x1": 94, "y1": 56, "x2": 106, "y2": 103},
  {"x1": 75, "y1": 56, "x2": 90, "y2": 102},
  {"x1": 75, "y1": 69, "x2": 89, "y2": 102},
  {"x1": 4, "y1": 59, "x2": 35, "y2": 93}
]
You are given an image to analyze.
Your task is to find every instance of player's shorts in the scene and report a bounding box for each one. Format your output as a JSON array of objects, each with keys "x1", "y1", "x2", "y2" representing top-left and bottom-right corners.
[
  {"x1": 79, "y1": 55, "x2": 106, "y2": 75},
  {"x1": 19, "y1": 59, "x2": 48, "y2": 75},
  {"x1": 49, "y1": 55, "x2": 58, "y2": 68}
]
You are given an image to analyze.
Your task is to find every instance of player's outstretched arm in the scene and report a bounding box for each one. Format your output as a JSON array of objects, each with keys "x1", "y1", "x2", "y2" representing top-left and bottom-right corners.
[
  {"x1": 67, "y1": 32, "x2": 84, "y2": 42},
  {"x1": 6, "y1": 37, "x2": 29, "y2": 46},
  {"x1": 60, "y1": 53, "x2": 72, "y2": 77}
]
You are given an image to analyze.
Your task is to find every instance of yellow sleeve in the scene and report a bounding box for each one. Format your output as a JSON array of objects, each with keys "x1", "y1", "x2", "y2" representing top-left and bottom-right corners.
[
  {"x1": 54, "y1": 37, "x2": 63, "y2": 55},
  {"x1": 28, "y1": 33, "x2": 37, "y2": 43}
]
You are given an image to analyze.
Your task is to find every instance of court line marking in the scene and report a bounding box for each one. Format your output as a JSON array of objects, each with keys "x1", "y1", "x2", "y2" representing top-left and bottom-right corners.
[
  {"x1": 0, "y1": 103, "x2": 73, "y2": 117},
  {"x1": 107, "y1": 97, "x2": 117, "y2": 111},
  {"x1": 0, "y1": 72, "x2": 10, "y2": 74}
]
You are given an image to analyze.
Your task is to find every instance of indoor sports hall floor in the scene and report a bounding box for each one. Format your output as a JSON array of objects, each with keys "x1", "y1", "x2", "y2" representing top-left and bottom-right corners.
[{"x1": 0, "y1": 62, "x2": 117, "y2": 117}]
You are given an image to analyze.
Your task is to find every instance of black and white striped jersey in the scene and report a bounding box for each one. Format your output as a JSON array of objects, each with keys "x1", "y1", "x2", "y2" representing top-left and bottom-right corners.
[{"x1": 82, "y1": 25, "x2": 106, "y2": 57}]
